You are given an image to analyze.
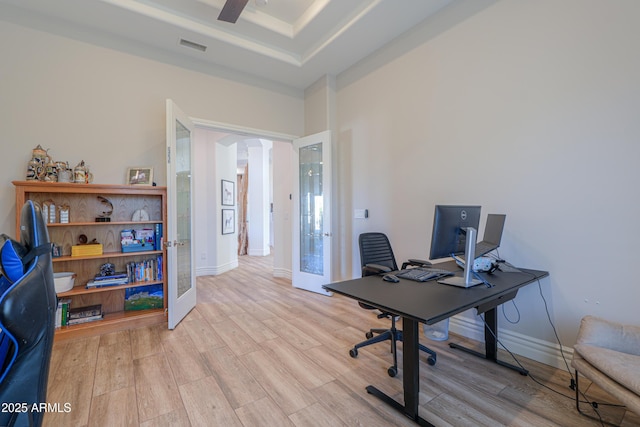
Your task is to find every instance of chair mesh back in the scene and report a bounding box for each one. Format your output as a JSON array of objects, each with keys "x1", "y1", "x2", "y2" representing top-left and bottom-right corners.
[{"x1": 358, "y1": 233, "x2": 398, "y2": 275}]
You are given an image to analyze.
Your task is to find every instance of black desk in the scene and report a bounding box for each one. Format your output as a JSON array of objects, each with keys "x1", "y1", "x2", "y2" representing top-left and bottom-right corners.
[{"x1": 323, "y1": 260, "x2": 548, "y2": 426}]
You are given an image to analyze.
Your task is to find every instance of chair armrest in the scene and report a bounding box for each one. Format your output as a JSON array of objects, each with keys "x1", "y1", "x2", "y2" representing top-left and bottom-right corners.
[
  {"x1": 576, "y1": 315, "x2": 640, "y2": 356},
  {"x1": 401, "y1": 259, "x2": 432, "y2": 270},
  {"x1": 363, "y1": 263, "x2": 392, "y2": 275}
]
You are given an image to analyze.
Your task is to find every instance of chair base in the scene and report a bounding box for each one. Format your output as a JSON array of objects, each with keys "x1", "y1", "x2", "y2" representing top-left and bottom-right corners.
[
  {"x1": 572, "y1": 370, "x2": 622, "y2": 427},
  {"x1": 349, "y1": 317, "x2": 436, "y2": 377}
]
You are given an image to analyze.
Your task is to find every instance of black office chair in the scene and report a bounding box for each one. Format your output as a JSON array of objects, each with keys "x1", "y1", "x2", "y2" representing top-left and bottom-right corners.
[
  {"x1": 349, "y1": 232, "x2": 436, "y2": 377},
  {"x1": 0, "y1": 201, "x2": 56, "y2": 427}
]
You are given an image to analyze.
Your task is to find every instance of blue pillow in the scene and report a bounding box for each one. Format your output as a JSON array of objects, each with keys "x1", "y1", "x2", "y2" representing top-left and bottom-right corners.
[{"x1": 0, "y1": 237, "x2": 27, "y2": 284}]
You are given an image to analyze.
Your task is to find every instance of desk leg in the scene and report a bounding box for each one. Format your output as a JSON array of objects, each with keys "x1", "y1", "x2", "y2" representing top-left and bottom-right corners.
[
  {"x1": 449, "y1": 308, "x2": 528, "y2": 375},
  {"x1": 365, "y1": 318, "x2": 434, "y2": 426}
]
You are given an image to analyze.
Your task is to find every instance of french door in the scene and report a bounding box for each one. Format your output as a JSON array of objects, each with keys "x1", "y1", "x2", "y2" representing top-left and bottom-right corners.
[
  {"x1": 292, "y1": 131, "x2": 332, "y2": 295},
  {"x1": 166, "y1": 99, "x2": 196, "y2": 328}
]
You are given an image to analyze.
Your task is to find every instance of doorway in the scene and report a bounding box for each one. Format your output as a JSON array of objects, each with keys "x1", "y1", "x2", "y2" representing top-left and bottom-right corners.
[{"x1": 190, "y1": 119, "x2": 296, "y2": 281}]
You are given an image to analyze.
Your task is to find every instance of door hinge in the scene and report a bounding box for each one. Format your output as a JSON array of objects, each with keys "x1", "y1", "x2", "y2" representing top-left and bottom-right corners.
[{"x1": 167, "y1": 147, "x2": 171, "y2": 164}]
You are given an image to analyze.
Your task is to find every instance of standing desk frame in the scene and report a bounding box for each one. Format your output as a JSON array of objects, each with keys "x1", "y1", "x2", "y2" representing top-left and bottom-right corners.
[{"x1": 324, "y1": 261, "x2": 548, "y2": 426}]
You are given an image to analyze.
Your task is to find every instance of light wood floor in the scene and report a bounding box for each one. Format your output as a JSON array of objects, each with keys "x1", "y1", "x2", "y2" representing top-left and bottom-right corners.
[{"x1": 45, "y1": 255, "x2": 639, "y2": 426}]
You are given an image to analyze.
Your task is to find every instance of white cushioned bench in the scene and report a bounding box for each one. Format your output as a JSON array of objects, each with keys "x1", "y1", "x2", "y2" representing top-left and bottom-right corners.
[{"x1": 571, "y1": 315, "x2": 640, "y2": 418}]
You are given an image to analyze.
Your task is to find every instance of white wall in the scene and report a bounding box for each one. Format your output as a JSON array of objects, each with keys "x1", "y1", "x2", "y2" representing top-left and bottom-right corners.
[
  {"x1": 215, "y1": 143, "x2": 238, "y2": 272},
  {"x1": 336, "y1": 0, "x2": 640, "y2": 363},
  {"x1": 0, "y1": 20, "x2": 303, "y2": 236}
]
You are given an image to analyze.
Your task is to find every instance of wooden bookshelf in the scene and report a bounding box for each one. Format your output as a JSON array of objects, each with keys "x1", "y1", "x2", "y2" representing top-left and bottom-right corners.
[{"x1": 13, "y1": 181, "x2": 168, "y2": 340}]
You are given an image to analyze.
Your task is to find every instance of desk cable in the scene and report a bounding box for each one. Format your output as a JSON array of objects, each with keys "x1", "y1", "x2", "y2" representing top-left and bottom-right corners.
[{"x1": 478, "y1": 259, "x2": 623, "y2": 426}]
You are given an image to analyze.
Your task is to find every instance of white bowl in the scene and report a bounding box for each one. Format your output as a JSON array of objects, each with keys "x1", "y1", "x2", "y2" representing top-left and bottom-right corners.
[{"x1": 54, "y1": 272, "x2": 76, "y2": 293}]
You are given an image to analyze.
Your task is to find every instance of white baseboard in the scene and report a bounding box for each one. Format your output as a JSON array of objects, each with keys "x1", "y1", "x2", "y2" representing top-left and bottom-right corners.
[
  {"x1": 196, "y1": 259, "x2": 238, "y2": 277},
  {"x1": 248, "y1": 248, "x2": 271, "y2": 256},
  {"x1": 449, "y1": 316, "x2": 574, "y2": 370},
  {"x1": 273, "y1": 268, "x2": 292, "y2": 280}
]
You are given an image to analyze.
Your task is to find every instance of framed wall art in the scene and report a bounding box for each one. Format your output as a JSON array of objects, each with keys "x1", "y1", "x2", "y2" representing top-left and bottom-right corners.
[
  {"x1": 127, "y1": 167, "x2": 153, "y2": 186},
  {"x1": 222, "y1": 179, "x2": 234, "y2": 206},
  {"x1": 222, "y1": 209, "x2": 235, "y2": 235}
]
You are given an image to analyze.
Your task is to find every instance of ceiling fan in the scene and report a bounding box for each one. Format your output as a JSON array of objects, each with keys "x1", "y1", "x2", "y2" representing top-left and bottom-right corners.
[{"x1": 217, "y1": 0, "x2": 249, "y2": 24}]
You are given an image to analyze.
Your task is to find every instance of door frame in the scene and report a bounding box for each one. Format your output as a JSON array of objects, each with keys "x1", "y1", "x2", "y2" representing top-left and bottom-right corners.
[{"x1": 292, "y1": 130, "x2": 333, "y2": 295}]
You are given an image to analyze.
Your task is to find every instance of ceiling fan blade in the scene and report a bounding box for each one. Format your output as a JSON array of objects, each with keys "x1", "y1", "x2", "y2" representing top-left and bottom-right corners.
[{"x1": 217, "y1": 0, "x2": 249, "y2": 24}]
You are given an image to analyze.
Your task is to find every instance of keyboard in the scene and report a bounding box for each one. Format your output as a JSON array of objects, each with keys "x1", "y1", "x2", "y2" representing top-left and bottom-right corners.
[{"x1": 396, "y1": 267, "x2": 454, "y2": 282}]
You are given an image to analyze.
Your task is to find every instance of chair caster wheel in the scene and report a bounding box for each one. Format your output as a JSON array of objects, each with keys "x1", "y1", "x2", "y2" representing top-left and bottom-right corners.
[
  {"x1": 387, "y1": 366, "x2": 397, "y2": 377},
  {"x1": 365, "y1": 331, "x2": 373, "y2": 339},
  {"x1": 349, "y1": 348, "x2": 358, "y2": 358},
  {"x1": 427, "y1": 356, "x2": 436, "y2": 366}
]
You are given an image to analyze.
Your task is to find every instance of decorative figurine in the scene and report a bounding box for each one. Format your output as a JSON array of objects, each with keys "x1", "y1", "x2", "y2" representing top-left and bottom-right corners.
[
  {"x1": 95, "y1": 196, "x2": 113, "y2": 222},
  {"x1": 74, "y1": 160, "x2": 87, "y2": 183}
]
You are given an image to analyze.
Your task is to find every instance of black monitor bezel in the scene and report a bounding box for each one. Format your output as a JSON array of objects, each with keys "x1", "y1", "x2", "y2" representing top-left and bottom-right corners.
[{"x1": 429, "y1": 205, "x2": 481, "y2": 260}]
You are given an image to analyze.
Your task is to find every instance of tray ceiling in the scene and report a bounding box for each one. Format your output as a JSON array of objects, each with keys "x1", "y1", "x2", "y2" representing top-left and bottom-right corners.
[{"x1": 0, "y1": 0, "x2": 491, "y2": 91}]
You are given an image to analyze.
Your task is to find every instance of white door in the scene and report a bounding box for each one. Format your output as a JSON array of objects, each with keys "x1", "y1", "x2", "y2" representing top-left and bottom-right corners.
[
  {"x1": 166, "y1": 99, "x2": 196, "y2": 328},
  {"x1": 292, "y1": 131, "x2": 332, "y2": 295}
]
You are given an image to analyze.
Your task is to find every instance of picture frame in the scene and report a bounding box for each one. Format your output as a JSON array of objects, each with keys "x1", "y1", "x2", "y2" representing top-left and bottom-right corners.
[
  {"x1": 222, "y1": 209, "x2": 235, "y2": 235},
  {"x1": 127, "y1": 167, "x2": 153, "y2": 186},
  {"x1": 221, "y1": 179, "x2": 235, "y2": 206}
]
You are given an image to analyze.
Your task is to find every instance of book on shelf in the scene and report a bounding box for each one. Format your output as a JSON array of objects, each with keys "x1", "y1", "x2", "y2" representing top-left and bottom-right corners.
[
  {"x1": 67, "y1": 314, "x2": 103, "y2": 325},
  {"x1": 68, "y1": 304, "x2": 102, "y2": 320},
  {"x1": 154, "y1": 223, "x2": 163, "y2": 250},
  {"x1": 125, "y1": 284, "x2": 163, "y2": 311},
  {"x1": 55, "y1": 298, "x2": 72, "y2": 328},
  {"x1": 86, "y1": 277, "x2": 129, "y2": 288},
  {"x1": 94, "y1": 272, "x2": 128, "y2": 281},
  {"x1": 126, "y1": 256, "x2": 163, "y2": 283}
]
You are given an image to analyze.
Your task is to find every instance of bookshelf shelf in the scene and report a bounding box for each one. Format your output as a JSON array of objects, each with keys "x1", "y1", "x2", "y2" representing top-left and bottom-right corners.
[
  {"x1": 54, "y1": 308, "x2": 165, "y2": 341},
  {"x1": 57, "y1": 280, "x2": 165, "y2": 297},
  {"x1": 51, "y1": 250, "x2": 163, "y2": 263}
]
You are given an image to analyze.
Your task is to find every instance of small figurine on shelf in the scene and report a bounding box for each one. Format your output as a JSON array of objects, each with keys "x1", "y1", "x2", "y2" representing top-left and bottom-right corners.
[
  {"x1": 44, "y1": 156, "x2": 58, "y2": 182},
  {"x1": 59, "y1": 204, "x2": 70, "y2": 223},
  {"x1": 73, "y1": 160, "x2": 94, "y2": 184},
  {"x1": 54, "y1": 160, "x2": 72, "y2": 182},
  {"x1": 26, "y1": 144, "x2": 48, "y2": 181},
  {"x1": 42, "y1": 199, "x2": 55, "y2": 224},
  {"x1": 73, "y1": 160, "x2": 87, "y2": 183}
]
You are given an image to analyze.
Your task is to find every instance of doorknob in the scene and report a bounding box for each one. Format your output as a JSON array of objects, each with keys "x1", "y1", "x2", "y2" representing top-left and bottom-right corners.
[{"x1": 323, "y1": 232, "x2": 332, "y2": 237}]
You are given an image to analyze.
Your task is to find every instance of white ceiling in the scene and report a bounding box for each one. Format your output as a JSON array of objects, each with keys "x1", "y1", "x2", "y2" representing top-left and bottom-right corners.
[{"x1": 0, "y1": 0, "x2": 460, "y2": 91}]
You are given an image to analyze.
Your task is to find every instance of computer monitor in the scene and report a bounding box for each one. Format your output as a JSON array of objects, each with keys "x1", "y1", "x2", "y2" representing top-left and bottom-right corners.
[{"x1": 429, "y1": 205, "x2": 482, "y2": 287}]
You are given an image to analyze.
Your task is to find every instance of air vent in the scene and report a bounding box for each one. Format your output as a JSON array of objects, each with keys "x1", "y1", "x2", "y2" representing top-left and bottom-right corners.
[{"x1": 179, "y1": 38, "x2": 207, "y2": 52}]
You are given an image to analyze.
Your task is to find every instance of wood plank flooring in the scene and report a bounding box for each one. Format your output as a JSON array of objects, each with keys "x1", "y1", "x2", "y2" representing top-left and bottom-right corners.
[{"x1": 45, "y1": 255, "x2": 640, "y2": 426}]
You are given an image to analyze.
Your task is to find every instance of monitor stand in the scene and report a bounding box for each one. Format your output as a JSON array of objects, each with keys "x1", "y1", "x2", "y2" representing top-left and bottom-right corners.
[{"x1": 438, "y1": 227, "x2": 483, "y2": 287}]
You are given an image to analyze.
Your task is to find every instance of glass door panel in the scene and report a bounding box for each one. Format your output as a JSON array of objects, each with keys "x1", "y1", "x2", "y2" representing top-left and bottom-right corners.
[
  {"x1": 292, "y1": 131, "x2": 332, "y2": 295},
  {"x1": 299, "y1": 143, "x2": 323, "y2": 275}
]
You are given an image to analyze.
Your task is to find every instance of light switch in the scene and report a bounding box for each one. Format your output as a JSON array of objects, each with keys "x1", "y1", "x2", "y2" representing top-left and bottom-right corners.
[{"x1": 355, "y1": 209, "x2": 367, "y2": 219}]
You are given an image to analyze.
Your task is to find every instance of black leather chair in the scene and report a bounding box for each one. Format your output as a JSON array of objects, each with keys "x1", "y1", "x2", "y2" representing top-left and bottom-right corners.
[
  {"x1": 0, "y1": 201, "x2": 56, "y2": 427},
  {"x1": 349, "y1": 232, "x2": 436, "y2": 377}
]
